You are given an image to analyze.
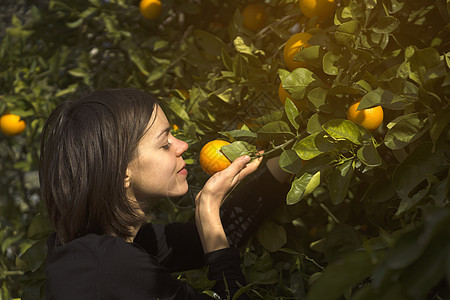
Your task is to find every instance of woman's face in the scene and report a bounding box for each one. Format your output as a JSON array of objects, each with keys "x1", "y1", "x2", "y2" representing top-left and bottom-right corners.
[{"x1": 125, "y1": 105, "x2": 189, "y2": 202}]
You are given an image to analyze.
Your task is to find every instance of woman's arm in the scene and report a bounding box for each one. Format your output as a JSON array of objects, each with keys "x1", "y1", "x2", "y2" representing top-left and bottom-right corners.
[{"x1": 194, "y1": 154, "x2": 263, "y2": 253}]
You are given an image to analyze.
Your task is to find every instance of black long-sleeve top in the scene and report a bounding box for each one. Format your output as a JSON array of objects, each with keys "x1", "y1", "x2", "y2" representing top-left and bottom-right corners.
[{"x1": 45, "y1": 165, "x2": 290, "y2": 299}]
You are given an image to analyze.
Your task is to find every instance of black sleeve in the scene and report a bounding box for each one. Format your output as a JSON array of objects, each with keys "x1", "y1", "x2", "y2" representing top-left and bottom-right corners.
[
  {"x1": 134, "y1": 222, "x2": 205, "y2": 272},
  {"x1": 100, "y1": 238, "x2": 249, "y2": 299},
  {"x1": 220, "y1": 164, "x2": 291, "y2": 247}
]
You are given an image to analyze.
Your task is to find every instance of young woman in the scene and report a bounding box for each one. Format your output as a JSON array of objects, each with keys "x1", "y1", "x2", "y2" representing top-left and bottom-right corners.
[{"x1": 40, "y1": 88, "x2": 290, "y2": 299}]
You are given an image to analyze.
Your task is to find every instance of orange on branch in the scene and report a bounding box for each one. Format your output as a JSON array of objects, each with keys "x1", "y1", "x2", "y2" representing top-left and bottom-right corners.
[
  {"x1": 199, "y1": 140, "x2": 232, "y2": 176},
  {"x1": 0, "y1": 113, "x2": 26, "y2": 136},
  {"x1": 299, "y1": 0, "x2": 336, "y2": 22},
  {"x1": 278, "y1": 82, "x2": 306, "y2": 110},
  {"x1": 139, "y1": 0, "x2": 162, "y2": 20},
  {"x1": 242, "y1": 4, "x2": 267, "y2": 32},
  {"x1": 283, "y1": 32, "x2": 313, "y2": 71},
  {"x1": 346, "y1": 99, "x2": 384, "y2": 131}
]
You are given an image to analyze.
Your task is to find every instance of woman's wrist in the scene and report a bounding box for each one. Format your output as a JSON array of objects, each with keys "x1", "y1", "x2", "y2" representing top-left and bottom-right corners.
[{"x1": 195, "y1": 202, "x2": 229, "y2": 253}]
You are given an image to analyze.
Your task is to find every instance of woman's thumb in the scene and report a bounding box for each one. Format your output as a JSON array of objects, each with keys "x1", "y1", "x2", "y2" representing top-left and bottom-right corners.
[{"x1": 226, "y1": 155, "x2": 251, "y2": 174}]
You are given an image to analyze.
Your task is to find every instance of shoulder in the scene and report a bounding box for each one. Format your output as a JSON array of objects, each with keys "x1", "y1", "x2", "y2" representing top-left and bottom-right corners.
[{"x1": 97, "y1": 235, "x2": 185, "y2": 298}]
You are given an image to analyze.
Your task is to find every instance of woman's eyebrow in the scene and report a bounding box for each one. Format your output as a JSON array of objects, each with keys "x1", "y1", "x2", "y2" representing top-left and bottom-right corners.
[{"x1": 156, "y1": 126, "x2": 171, "y2": 140}]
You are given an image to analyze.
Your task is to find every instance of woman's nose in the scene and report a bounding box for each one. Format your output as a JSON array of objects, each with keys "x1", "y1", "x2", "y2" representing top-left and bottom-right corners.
[{"x1": 176, "y1": 138, "x2": 189, "y2": 156}]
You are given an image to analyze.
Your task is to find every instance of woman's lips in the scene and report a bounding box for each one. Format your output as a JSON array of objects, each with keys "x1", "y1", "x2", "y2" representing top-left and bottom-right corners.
[{"x1": 178, "y1": 164, "x2": 188, "y2": 175}]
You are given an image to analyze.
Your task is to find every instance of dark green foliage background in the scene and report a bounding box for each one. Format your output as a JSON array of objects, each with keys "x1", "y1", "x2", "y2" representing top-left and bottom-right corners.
[{"x1": 0, "y1": 0, "x2": 449, "y2": 299}]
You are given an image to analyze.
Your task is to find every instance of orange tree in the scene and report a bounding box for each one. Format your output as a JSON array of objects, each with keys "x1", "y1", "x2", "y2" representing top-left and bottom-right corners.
[{"x1": 0, "y1": 0, "x2": 449, "y2": 299}]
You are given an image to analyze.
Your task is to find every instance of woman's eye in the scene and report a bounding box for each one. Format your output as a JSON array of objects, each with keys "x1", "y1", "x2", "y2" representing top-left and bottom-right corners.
[{"x1": 162, "y1": 142, "x2": 172, "y2": 150}]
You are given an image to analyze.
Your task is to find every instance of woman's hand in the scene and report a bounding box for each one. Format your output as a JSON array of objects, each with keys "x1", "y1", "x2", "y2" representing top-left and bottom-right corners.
[{"x1": 195, "y1": 154, "x2": 263, "y2": 253}]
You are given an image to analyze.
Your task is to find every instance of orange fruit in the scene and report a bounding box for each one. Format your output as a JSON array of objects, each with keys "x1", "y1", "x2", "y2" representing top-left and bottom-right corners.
[
  {"x1": 283, "y1": 32, "x2": 313, "y2": 71},
  {"x1": 278, "y1": 82, "x2": 306, "y2": 110},
  {"x1": 139, "y1": 0, "x2": 162, "y2": 20},
  {"x1": 299, "y1": 0, "x2": 336, "y2": 22},
  {"x1": 242, "y1": 4, "x2": 267, "y2": 32},
  {"x1": 0, "y1": 113, "x2": 26, "y2": 136},
  {"x1": 199, "y1": 140, "x2": 232, "y2": 175},
  {"x1": 346, "y1": 99, "x2": 384, "y2": 131}
]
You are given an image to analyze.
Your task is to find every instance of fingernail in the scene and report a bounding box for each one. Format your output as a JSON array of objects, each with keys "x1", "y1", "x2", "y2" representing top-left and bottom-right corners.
[{"x1": 243, "y1": 155, "x2": 251, "y2": 162}]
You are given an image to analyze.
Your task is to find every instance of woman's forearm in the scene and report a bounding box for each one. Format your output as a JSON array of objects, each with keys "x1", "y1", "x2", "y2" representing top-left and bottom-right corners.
[{"x1": 195, "y1": 200, "x2": 229, "y2": 253}]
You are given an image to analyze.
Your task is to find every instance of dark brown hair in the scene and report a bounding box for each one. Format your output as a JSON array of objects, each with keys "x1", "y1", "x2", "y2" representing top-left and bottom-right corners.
[{"x1": 39, "y1": 88, "x2": 158, "y2": 244}]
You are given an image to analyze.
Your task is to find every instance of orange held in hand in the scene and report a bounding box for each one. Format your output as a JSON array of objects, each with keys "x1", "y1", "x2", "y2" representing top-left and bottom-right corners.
[
  {"x1": 199, "y1": 140, "x2": 232, "y2": 176},
  {"x1": 283, "y1": 32, "x2": 313, "y2": 71},
  {"x1": 0, "y1": 113, "x2": 26, "y2": 136},
  {"x1": 299, "y1": 0, "x2": 336, "y2": 22},
  {"x1": 139, "y1": 0, "x2": 162, "y2": 20},
  {"x1": 242, "y1": 4, "x2": 267, "y2": 32},
  {"x1": 346, "y1": 99, "x2": 384, "y2": 131}
]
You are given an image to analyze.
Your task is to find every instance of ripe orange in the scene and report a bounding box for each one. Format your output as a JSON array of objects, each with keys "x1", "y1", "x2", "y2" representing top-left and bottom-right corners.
[
  {"x1": 346, "y1": 99, "x2": 384, "y2": 131},
  {"x1": 278, "y1": 82, "x2": 306, "y2": 110},
  {"x1": 139, "y1": 0, "x2": 162, "y2": 20},
  {"x1": 283, "y1": 32, "x2": 313, "y2": 71},
  {"x1": 0, "y1": 113, "x2": 26, "y2": 136},
  {"x1": 242, "y1": 4, "x2": 267, "y2": 32},
  {"x1": 299, "y1": 0, "x2": 336, "y2": 22},
  {"x1": 199, "y1": 140, "x2": 232, "y2": 175}
]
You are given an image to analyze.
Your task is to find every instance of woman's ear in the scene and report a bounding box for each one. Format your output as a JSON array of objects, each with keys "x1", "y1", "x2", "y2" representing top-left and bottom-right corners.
[{"x1": 124, "y1": 169, "x2": 131, "y2": 189}]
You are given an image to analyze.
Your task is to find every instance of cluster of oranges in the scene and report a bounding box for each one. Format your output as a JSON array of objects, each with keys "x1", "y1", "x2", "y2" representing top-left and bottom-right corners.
[
  {"x1": 138, "y1": 0, "x2": 384, "y2": 175},
  {"x1": 279, "y1": 0, "x2": 384, "y2": 133}
]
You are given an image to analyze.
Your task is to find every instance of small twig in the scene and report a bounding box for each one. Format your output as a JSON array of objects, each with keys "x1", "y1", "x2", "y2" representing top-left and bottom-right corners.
[
  {"x1": 250, "y1": 136, "x2": 298, "y2": 158},
  {"x1": 319, "y1": 203, "x2": 340, "y2": 224}
]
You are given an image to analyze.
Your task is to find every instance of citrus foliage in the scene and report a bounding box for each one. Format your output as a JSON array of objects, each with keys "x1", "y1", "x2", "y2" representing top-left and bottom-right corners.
[{"x1": 1, "y1": 0, "x2": 449, "y2": 299}]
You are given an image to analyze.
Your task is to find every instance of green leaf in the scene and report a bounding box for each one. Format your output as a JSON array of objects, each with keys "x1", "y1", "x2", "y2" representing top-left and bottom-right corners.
[
  {"x1": 286, "y1": 171, "x2": 321, "y2": 205},
  {"x1": 322, "y1": 51, "x2": 343, "y2": 76},
  {"x1": 67, "y1": 68, "x2": 87, "y2": 78},
  {"x1": 384, "y1": 113, "x2": 428, "y2": 150},
  {"x1": 256, "y1": 220, "x2": 287, "y2": 252},
  {"x1": 329, "y1": 160, "x2": 355, "y2": 205},
  {"x1": 360, "y1": 87, "x2": 415, "y2": 110},
  {"x1": 23, "y1": 240, "x2": 47, "y2": 272},
  {"x1": 285, "y1": 98, "x2": 300, "y2": 129},
  {"x1": 193, "y1": 29, "x2": 228, "y2": 58},
  {"x1": 370, "y1": 16, "x2": 399, "y2": 34},
  {"x1": 166, "y1": 99, "x2": 190, "y2": 121},
  {"x1": 221, "y1": 141, "x2": 257, "y2": 162},
  {"x1": 306, "y1": 113, "x2": 329, "y2": 134},
  {"x1": 357, "y1": 143, "x2": 382, "y2": 167},
  {"x1": 335, "y1": 20, "x2": 361, "y2": 45},
  {"x1": 322, "y1": 119, "x2": 363, "y2": 145},
  {"x1": 293, "y1": 132, "x2": 336, "y2": 160},
  {"x1": 27, "y1": 214, "x2": 53, "y2": 241},
  {"x1": 281, "y1": 68, "x2": 317, "y2": 100},
  {"x1": 365, "y1": 176, "x2": 397, "y2": 203},
  {"x1": 233, "y1": 36, "x2": 264, "y2": 56},
  {"x1": 307, "y1": 87, "x2": 329, "y2": 111},
  {"x1": 257, "y1": 121, "x2": 295, "y2": 141},
  {"x1": 294, "y1": 45, "x2": 322, "y2": 68},
  {"x1": 279, "y1": 149, "x2": 303, "y2": 175},
  {"x1": 219, "y1": 129, "x2": 257, "y2": 140},
  {"x1": 306, "y1": 251, "x2": 375, "y2": 300}
]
